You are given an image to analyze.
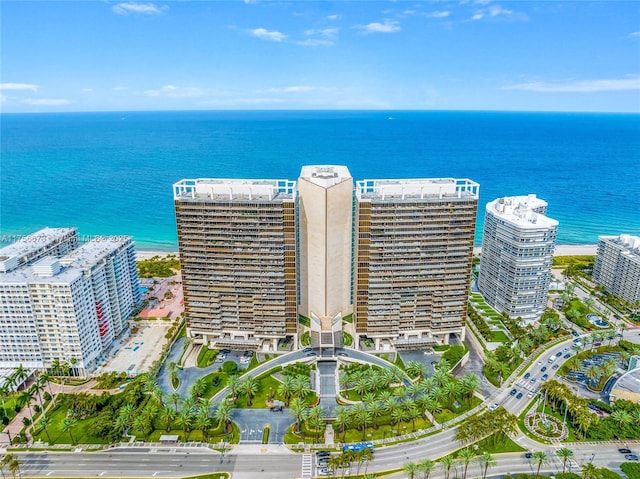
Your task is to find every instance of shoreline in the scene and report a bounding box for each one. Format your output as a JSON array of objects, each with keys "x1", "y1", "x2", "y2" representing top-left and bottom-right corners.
[{"x1": 138, "y1": 244, "x2": 598, "y2": 261}]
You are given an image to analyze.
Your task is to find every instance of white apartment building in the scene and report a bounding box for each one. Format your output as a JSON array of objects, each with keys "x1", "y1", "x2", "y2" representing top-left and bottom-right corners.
[
  {"x1": 0, "y1": 231, "x2": 140, "y2": 375},
  {"x1": 478, "y1": 194, "x2": 558, "y2": 324},
  {"x1": 593, "y1": 234, "x2": 640, "y2": 305}
]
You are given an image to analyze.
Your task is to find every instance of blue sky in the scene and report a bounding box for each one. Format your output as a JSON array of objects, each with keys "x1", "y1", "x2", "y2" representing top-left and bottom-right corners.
[{"x1": 1, "y1": 1, "x2": 639, "y2": 112}]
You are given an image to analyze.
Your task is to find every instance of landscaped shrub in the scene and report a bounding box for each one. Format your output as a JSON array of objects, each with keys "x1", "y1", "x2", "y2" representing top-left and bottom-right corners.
[
  {"x1": 221, "y1": 361, "x2": 238, "y2": 374},
  {"x1": 621, "y1": 462, "x2": 640, "y2": 479}
]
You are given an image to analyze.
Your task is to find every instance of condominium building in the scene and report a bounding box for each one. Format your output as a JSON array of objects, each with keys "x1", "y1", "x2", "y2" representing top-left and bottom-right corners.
[
  {"x1": 173, "y1": 178, "x2": 298, "y2": 350},
  {"x1": 297, "y1": 166, "x2": 353, "y2": 349},
  {"x1": 593, "y1": 234, "x2": 640, "y2": 305},
  {"x1": 0, "y1": 232, "x2": 140, "y2": 375},
  {"x1": 174, "y1": 168, "x2": 480, "y2": 351},
  {"x1": 354, "y1": 178, "x2": 479, "y2": 349},
  {"x1": 477, "y1": 194, "x2": 558, "y2": 324},
  {"x1": 0, "y1": 227, "x2": 79, "y2": 273}
]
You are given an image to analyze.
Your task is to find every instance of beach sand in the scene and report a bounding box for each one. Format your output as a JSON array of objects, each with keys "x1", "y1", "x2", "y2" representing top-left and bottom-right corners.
[{"x1": 140, "y1": 245, "x2": 598, "y2": 261}]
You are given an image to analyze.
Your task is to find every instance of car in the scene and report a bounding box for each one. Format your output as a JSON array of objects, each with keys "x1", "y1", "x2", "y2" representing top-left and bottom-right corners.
[
  {"x1": 318, "y1": 458, "x2": 330, "y2": 467},
  {"x1": 527, "y1": 391, "x2": 534, "y2": 398},
  {"x1": 625, "y1": 454, "x2": 639, "y2": 461},
  {"x1": 563, "y1": 347, "x2": 570, "y2": 352},
  {"x1": 524, "y1": 372, "x2": 531, "y2": 379},
  {"x1": 510, "y1": 389, "x2": 517, "y2": 396},
  {"x1": 525, "y1": 452, "x2": 533, "y2": 459},
  {"x1": 220, "y1": 349, "x2": 231, "y2": 354},
  {"x1": 319, "y1": 468, "x2": 334, "y2": 476},
  {"x1": 572, "y1": 331, "x2": 580, "y2": 337},
  {"x1": 516, "y1": 392, "x2": 523, "y2": 399},
  {"x1": 303, "y1": 347, "x2": 313, "y2": 353},
  {"x1": 316, "y1": 451, "x2": 331, "y2": 457},
  {"x1": 338, "y1": 352, "x2": 348, "y2": 357},
  {"x1": 306, "y1": 352, "x2": 317, "y2": 356},
  {"x1": 489, "y1": 403, "x2": 499, "y2": 411},
  {"x1": 343, "y1": 442, "x2": 374, "y2": 453},
  {"x1": 556, "y1": 351, "x2": 563, "y2": 357},
  {"x1": 618, "y1": 448, "x2": 632, "y2": 454},
  {"x1": 541, "y1": 374, "x2": 549, "y2": 381},
  {"x1": 541, "y1": 366, "x2": 547, "y2": 372},
  {"x1": 552, "y1": 364, "x2": 559, "y2": 370},
  {"x1": 530, "y1": 377, "x2": 537, "y2": 383},
  {"x1": 564, "y1": 354, "x2": 571, "y2": 359},
  {"x1": 537, "y1": 360, "x2": 543, "y2": 365}
]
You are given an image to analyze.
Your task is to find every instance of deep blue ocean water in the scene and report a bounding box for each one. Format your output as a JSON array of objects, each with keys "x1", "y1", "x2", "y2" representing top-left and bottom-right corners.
[{"x1": 1, "y1": 110, "x2": 639, "y2": 250}]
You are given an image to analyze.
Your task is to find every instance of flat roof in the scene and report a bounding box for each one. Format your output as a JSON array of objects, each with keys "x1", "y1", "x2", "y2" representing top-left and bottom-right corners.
[
  {"x1": 61, "y1": 237, "x2": 133, "y2": 270},
  {"x1": 174, "y1": 178, "x2": 296, "y2": 202},
  {"x1": 299, "y1": 165, "x2": 352, "y2": 188},
  {"x1": 356, "y1": 178, "x2": 479, "y2": 201},
  {"x1": 486, "y1": 194, "x2": 558, "y2": 229},
  {"x1": 599, "y1": 235, "x2": 640, "y2": 261},
  {"x1": 611, "y1": 367, "x2": 640, "y2": 395}
]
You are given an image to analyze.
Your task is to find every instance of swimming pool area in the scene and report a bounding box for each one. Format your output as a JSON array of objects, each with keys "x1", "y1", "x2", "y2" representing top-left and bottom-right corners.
[{"x1": 586, "y1": 313, "x2": 609, "y2": 328}]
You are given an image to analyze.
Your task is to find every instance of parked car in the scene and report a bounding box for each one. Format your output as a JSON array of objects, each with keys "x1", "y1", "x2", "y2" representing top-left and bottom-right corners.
[
  {"x1": 556, "y1": 351, "x2": 563, "y2": 357},
  {"x1": 530, "y1": 377, "x2": 537, "y2": 383},
  {"x1": 541, "y1": 374, "x2": 549, "y2": 381},
  {"x1": 316, "y1": 451, "x2": 331, "y2": 457},
  {"x1": 303, "y1": 347, "x2": 313, "y2": 353},
  {"x1": 625, "y1": 454, "x2": 639, "y2": 461},
  {"x1": 571, "y1": 331, "x2": 580, "y2": 337},
  {"x1": 516, "y1": 392, "x2": 523, "y2": 399},
  {"x1": 527, "y1": 391, "x2": 534, "y2": 398},
  {"x1": 564, "y1": 354, "x2": 571, "y2": 359},
  {"x1": 618, "y1": 448, "x2": 632, "y2": 454},
  {"x1": 552, "y1": 364, "x2": 559, "y2": 370},
  {"x1": 525, "y1": 452, "x2": 533, "y2": 459},
  {"x1": 541, "y1": 366, "x2": 547, "y2": 372},
  {"x1": 319, "y1": 468, "x2": 334, "y2": 476},
  {"x1": 318, "y1": 458, "x2": 330, "y2": 467},
  {"x1": 524, "y1": 372, "x2": 531, "y2": 379},
  {"x1": 510, "y1": 389, "x2": 517, "y2": 396},
  {"x1": 489, "y1": 403, "x2": 499, "y2": 411}
]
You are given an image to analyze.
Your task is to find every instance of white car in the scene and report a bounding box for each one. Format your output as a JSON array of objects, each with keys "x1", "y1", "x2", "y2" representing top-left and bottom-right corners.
[
  {"x1": 319, "y1": 468, "x2": 334, "y2": 476},
  {"x1": 489, "y1": 403, "x2": 499, "y2": 411},
  {"x1": 537, "y1": 360, "x2": 543, "y2": 365}
]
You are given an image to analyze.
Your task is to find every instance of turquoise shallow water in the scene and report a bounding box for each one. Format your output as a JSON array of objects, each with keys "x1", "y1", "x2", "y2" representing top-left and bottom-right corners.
[{"x1": 1, "y1": 110, "x2": 639, "y2": 250}]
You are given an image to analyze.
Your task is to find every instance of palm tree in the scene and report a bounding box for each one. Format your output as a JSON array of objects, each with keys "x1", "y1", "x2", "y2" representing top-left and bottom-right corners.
[
  {"x1": 442, "y1": 380, "x2": 461, "y2": 409},
  {"x1": 176, "y1": 410, "x2": 193, "y2": 441},
  {"x1": 403, "y1": 461, "x2": 419, "y2": 479},
  {"x1": 417, "y1": 458, "x2": 435, "y2": 479},
  {"x1": 277, "y1": 375, "x2": 295, "y2": 406},
  {"x1": 440, "y1": 456, "x2": 455, "y2": 479},
  {"x1": 194, "y1": 408, "x2": 211, "y2": 441},
  {"x1": 214, "y1": 400, "x2": 232, "y2": 432},
  {"x1": 116, "y1": 404, "x2": 136, "y2": 435},
  {"x1": 169, "y1": 392, "x2": 181, "y2": 412},
  {"x1": 161, "y1": 405, "x2": 176, "y2": 432},
  {"x1": 457, "y1": 447, "x2": 477, "y2": 479},
  {"x1": 3, "y1": 454, "x2": 21, "y2": 479},
  {"x1": 478, "y1": 452, "x2": 496, "y2": 479},
  {"x1": 333, "y1": 406, "x2": 350, "y2": 442},
  {"x1": 610, "y1": 410, "x2": 632, "y2": 437},
  {"x1": 240, "y1": 376, "x2": 259, "y2": 406},
  {"x1": 290, "y1": 397, "x2": 308, "y2": 434},
  {"x1": 584, "y1": 365, "x2": 602, "y2": 388},
  {"x1": 306, "y1": 406, "x2": 325, "y2": 443},
  {"x1": 555, "y1": 447, "x2": 573, "y2": 474},
  {"x1": 62, "y1": 417, "x2": 78, "y2": 445},
  {"x1": 531, "y1": 451, "x2": 548, "y2": 478},
  {"x1": 581, "y1": 462, "x2": 600, "y2": 479},
  {"x1": 460, "y1": 374, "x2": 479, "y2": 407},
  {"x1": 38, "y1": 416, "x2": 52, "y2": 444}
]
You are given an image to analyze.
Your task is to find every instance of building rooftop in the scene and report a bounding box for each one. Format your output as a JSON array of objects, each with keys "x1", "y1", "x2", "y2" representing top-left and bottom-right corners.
[
  {"x1": 599, "y1": 235, "x2": 640, "y2": 260},
  {"x1": 356, "y1": 178, "x2": 479, "y2": 201},
  {"x1": 173, "y1": 178, "x2": 296, "y2": 202},
  {"x1": 611, "y1": 367, "x2": 640, "y2": 396},
  {"x1": 299, "y1": 165, "x2": 352, "y2": 188},
  {"x1": 486, "y1": 194, "x2": 558, "y2": 229},
  {"x1": 0, "y1": 227, "x2": 77, "y2": 272},
  {"x1": 60, "y1": 237, "x2": 132, "y2": 270}
]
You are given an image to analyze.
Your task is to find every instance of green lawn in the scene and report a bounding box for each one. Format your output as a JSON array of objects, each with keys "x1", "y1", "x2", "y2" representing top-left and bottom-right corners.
[
  {"x1": 490, "y1": 330, "x2": 510, "y2": 342},
  {"x1": 234, "y1": 375, "x2": 282, "y2": 408},
  {"x1": 197, "y1": 347, "x2": 219, "y2": 368},
  {"x1": 32, "y1": 402, "x2": 111, "y2": 445},
  {"x1": 1, "y1": 395, "x2": 21, "y2": 422},
  {"x1": 201, "y1": 372, "x2": 229, "y2": 400}
]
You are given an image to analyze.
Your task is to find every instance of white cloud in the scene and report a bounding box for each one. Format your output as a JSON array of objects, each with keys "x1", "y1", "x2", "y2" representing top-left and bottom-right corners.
[
  {"x1": 249, "y1": 28, "x2": 286, "y2": 42},
  {"x1": 23, "y1": 99, "x2": 71, "y2": 106},
  {"x1": 112, "y1": 86, "x2": 129, "y2": 91},
  {"x1": 327, "y1": 14, "x2": 340, "y2": 21},
  {"x1": 81, "y1": 88, "x2": 93, "y2": 93},
  {"x1": 304, "y1": 28, "x2": 338, "y2": 38},
  {"x1": 267, "y1": 86, "x2": 317, "y2": 93},
  {"x1": 356, "y1": 19, "x2": 401, "y2": 34},
  {"x1": 629, "y1": 32, "x2": 640, "y2": 38},
  {"x1": 503, "y1": 77, "x2": 640, "y2": 93},
  {"x1": 112, "y1": 2, "x2": 167, "y2": 15},
  {"x1": 0, "y1": 83, "x2": 38, "y2": 92},
  {"x1": 142, "y1": 85, "x2": 205, "y2": 97},
  {"x1": 425, "y1": 11, "x2": 451, "y2": 19},
  {"x1": 297, "y1": 39, "x2": 334, "y2": 47},
  {"x1": 472, "y1": 4, "x2": 527, "y2": 21}
]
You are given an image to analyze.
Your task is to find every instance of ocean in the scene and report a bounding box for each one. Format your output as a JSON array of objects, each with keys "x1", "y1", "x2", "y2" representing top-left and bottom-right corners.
[{"x1": 1, "y1": 110, "x2": 639, "y2": 250}]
